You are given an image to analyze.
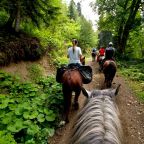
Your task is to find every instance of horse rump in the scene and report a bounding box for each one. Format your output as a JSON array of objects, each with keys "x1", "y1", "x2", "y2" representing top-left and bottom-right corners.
[{"x1": 103, "y1": 60, "x2": 117, "y2": 87}]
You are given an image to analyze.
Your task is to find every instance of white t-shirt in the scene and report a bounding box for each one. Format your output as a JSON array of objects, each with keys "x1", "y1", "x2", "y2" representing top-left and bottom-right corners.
[{"x1": 68, "y1": 46, "x2": 82, "y2": 64}]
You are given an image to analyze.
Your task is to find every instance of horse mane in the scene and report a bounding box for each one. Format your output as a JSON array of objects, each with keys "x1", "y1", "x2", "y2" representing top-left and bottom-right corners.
[{"x1": 69, "y1": 95, "x2": 122, "y2": 144}]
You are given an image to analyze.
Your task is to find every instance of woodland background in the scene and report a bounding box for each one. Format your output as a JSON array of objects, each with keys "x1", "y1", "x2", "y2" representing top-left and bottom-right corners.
[{"x1": 0, "y1": 0, "x2": 144, "y2": 143}]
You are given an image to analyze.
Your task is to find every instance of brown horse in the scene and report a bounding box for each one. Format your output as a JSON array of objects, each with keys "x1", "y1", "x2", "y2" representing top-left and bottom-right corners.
[
  {"x1": 103, "y1": 60, "x2": 117, "y2": 88},
  {"x1": 62, "y1": 68, "x2": 83, "y2": 123}
]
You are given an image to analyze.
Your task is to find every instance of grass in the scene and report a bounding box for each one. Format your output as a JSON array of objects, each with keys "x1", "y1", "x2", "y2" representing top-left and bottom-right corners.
[{"x1": 118, "y1": 60, "x2": 144, "y2": 101}]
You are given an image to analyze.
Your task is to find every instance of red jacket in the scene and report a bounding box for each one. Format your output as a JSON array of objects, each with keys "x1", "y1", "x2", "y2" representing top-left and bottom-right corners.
[{"x1": 99, "y1": 48, "x2": 105, "y2": 56}]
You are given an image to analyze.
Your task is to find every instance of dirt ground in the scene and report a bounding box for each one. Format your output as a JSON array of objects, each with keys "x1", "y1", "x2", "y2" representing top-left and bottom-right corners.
[
  {"x1": 49, "y1": 60, "x2": 144, "y2": 144},
  {"x1": 1, "y1": 57, "x2": 144, "y2": 144}
]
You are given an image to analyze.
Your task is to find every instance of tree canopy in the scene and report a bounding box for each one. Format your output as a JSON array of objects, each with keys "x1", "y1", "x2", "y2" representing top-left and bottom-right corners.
[
  {"x1": 0, "y1": 0, "x2": 61, "y2": 31},
  {"x1": 93, "y1": 0, "x2": 143, "y2": 55}
]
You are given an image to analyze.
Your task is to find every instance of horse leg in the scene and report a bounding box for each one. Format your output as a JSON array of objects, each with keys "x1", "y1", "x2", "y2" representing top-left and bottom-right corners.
[
  {"x1": 62, "y1": 86, "x2": 72, "y2": 123},
  {"x1": 74, "y1": 89, "x2": 81, "y2": 110}
]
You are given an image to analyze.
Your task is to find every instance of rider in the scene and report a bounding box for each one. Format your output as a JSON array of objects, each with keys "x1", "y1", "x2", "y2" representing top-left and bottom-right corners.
[
  {"x1": 91, "y1": 48, "x2": 97, "y2": 61},
  {"x1": 92, "y1": 48, "x2": 97, "y2": 53},
  {"x1": 97, "y1": 46, "x2": 105, "y2": 62},
  {"x1": 67, "y1": 39, "x2": 83, "y2": 67},
  {"x1": 105, "y1": 42, "x2": 115, "y2": 61},
  {"x1": 101, "y1": 42, "x2": 116, "y2": 70}
]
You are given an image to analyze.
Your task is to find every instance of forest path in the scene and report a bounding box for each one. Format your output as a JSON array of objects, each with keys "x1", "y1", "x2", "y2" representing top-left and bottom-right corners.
[
  {"x1": 1, "y1": 57, "x2": 144, "y2": 144},
  {"x1": 49, "y1": 59, "x2": 144, "y2": 144}
]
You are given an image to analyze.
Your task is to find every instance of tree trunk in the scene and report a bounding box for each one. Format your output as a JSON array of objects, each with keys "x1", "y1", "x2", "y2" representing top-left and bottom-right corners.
[
  {"x1": 5, "y1": 11, "x2": 16, "y2": 31},
  {"x1": 118, "y1": 0, "x2": 141, "y2": 53},
  {"x1": 14, "y1": 1, "x2": 21, "y2": 32}
]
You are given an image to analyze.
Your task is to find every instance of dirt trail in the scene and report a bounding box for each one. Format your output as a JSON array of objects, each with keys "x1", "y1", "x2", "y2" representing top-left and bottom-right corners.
[
  {"x1": 49, "y1": 60, "x2": 144, "y2": 144},
  {"x1": 1, "y1": 58, "x2": 143, "y2": 144}
]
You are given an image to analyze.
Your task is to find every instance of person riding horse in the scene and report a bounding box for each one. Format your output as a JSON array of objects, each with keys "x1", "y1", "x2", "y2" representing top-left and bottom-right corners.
[
  {"x1": 101, "y1": 42, "x2": 115, "y2": 69},
  {"x1": 97, "y1": 46, "x2": 105, "y2": 71},
  {"x1": 102, "y1": 42, "x2": 116, "y2": 87},
  {"x1": 97, "y1": 46, "x2": 105, "y2": 62},
  {"x1": 56, "y1": 39, "x2": 92, "y2": 122},
  {"x1": 91, "y1": 48, "x2": 97, "y2": 61},
  {"x1": 105, "y1": 42, "x2": 115, "y2": 61},
  {"x1": 67, "y1": 39, "x2": 83, "y2": 67}
]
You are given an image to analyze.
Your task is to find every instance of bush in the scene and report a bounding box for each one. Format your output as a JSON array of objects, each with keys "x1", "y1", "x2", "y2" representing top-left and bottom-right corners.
[
  {"x1": 0, "y1": 10, "x2": 8, "y2": 26},
  {"x1": 0, "y1": 36, "x2": 45, "y2": 66},
  {"x1": 0, "y1": 71, "x2": 63, "y2": 143}
]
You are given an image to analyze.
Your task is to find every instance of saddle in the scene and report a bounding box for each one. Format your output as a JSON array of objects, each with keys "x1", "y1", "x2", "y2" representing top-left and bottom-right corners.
[
  {"x1": 79, "y1": 66, "x2": 92, "y2": 84},
  {"x1": 56, "y1": 64, "x2": 92, "y2": 84}
]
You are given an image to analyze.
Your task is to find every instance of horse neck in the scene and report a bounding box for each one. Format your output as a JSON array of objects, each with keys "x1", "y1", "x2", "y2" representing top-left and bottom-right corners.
[{"x1": 70, "y1": 96, "x2": 122, "y2": 144}]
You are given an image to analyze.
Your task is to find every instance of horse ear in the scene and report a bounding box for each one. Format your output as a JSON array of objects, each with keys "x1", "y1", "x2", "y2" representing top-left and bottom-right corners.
[
  {"x1": 81, "y1": 87, "x2": 91, "y2": 98},
  {"x1": 114, "y1": 84, "x2": 121, "y2": 96}
]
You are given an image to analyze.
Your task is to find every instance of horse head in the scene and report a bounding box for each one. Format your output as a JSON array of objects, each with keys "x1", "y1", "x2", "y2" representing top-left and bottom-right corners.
[
  {"x1": 69, "y1": 84, "x2": 122, "y2": 144},
  {"x1": 81, "y1": 84, "x2": 121, "y2": 99}
]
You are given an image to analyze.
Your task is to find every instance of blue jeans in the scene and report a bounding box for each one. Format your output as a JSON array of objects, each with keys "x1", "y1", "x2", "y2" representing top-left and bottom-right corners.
[{"x1": 68, "y1": 63, "x2": 81, "y2": 69}]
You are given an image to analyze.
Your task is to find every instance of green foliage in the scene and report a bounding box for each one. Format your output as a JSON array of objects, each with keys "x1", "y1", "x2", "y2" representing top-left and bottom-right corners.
[
  {"x1": 0, "y1": 0, "x2": 62, "y2": 31},
  {"x1": 0, "y1": 35, "x2": 45, "y2": 66},
  {"x1": 126, "y1": 26, "x2": 144, "y2": 59},
  {"x1": 0, "y1": 0, "x2": 97, "y2": 67},
  {"x1": 118, "y1": 60, "x2": 144, "y2": 101},
  {"x1": 94, "y1": 0, "x2": 143, "y2": 53},
  {"x1": 0, "y1": 9, "x2": 8, "y2": 26},
  {"x1": 27, "y1": 64, "x2": 44, "y2": 82},
  {"x1": 78, "y1": 16, "x2": 97, "y2": 52},
  {"x1": 0, "y1": 71, "x2": 63, "y2": 143},
  {"x1": 0, "y1": 131, "x2": 16, "y2": 144},
  {"x1": 68, "y1": 0, "x2": 79, "y2": 21},
  {"x1": 53, "y1": 56, "x2": 68, "y2": 67}
]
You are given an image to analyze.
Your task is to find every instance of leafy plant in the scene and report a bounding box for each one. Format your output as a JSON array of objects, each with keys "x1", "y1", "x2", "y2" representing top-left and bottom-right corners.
[
  {"x1": 118, "y1": 60, "x2": 144, "y2": 101},
  {"x1": 0, "y1": 131, "x2": 16, "y2": 144},
  {"x1": 27, "y1": 64, "x2": 44, "y2": 82},
  {"x1": 0, "y1": 71, "x2": 63, "y2": 143}
]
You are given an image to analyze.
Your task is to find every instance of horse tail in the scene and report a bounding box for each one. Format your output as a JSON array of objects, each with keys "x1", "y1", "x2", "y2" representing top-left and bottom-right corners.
[{"x1": 103, "y1": 60, "x2": 117, "y2": 87}]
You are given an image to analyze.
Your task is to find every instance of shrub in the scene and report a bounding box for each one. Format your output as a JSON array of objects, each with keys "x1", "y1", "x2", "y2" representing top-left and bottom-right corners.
[{"x1": 0, "y1": 71, "x2": 63, "y2": 143}]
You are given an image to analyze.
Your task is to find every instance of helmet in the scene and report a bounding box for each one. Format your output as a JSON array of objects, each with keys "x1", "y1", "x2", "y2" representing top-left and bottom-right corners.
[{"x1": 109, "y1": 42, "x2": 113, "y2": 46}]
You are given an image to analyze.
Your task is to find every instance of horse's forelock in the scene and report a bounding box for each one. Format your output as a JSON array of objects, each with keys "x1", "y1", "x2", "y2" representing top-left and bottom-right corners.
[{"x1": 90, "y1": 89, "x2": 115, "y2": 98}]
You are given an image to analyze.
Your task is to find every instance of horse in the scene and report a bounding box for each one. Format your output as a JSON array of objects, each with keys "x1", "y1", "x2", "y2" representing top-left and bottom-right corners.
[
  {"x1": 97, "y1": 55, "x2": 105, "y2": 72},
  {"x1": 62, "y1": 67, "x2": 83, "y2": 123},
  {"x1": 80, "y1": 56, "x2": 85, "y2": 65},
  {"x1": 69, "y1": 85, "x2": 122, "y2": 144},
  {"x1": 103, "y1": 60, "x2": 117, "y2": 88}
]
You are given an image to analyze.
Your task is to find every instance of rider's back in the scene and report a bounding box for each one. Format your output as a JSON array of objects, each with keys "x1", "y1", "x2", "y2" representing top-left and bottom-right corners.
[{"x1": 105, "y1": 46, "x2": 115, "y2": 60}]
